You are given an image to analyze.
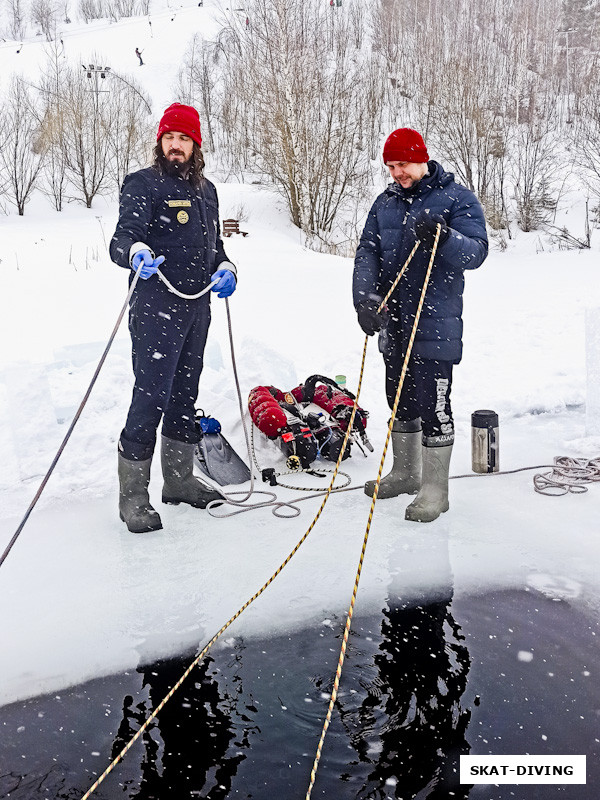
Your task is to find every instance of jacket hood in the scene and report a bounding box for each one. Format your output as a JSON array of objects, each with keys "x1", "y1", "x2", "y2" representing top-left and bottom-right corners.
[{"x1": 385, "y1": 160, "x2": 454, "y2": 200}]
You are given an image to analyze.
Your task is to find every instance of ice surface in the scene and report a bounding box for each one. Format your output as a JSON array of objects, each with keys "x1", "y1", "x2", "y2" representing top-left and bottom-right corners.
[
  {"x1": 0, "y1": 1, "x2": 599, "y2": 710},
  {"x1": 1, "y1": 193, "x2": 599, "y2": 708}
]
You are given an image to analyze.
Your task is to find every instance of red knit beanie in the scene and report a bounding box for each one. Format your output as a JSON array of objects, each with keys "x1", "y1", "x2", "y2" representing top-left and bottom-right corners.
[
  {"x1": 382, "y1": 128, "x2": 429, "y2": 163},
  {"x1": 157, "y1": 103, "x2": 202, "y2": 147}
]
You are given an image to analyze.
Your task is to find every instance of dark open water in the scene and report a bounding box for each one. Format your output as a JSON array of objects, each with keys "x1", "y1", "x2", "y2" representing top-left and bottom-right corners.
[{"x1": 1, "y1": 588, "x2": 598, "y2": 800}]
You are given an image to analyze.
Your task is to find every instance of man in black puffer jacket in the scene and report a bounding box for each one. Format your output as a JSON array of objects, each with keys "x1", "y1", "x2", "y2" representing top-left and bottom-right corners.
[
  {"x1": 110, "y1": 103, "x2": 236, "y2": 533},
  {"x1": 354, "y1": 128, "x2": 488, "y2": 522}
]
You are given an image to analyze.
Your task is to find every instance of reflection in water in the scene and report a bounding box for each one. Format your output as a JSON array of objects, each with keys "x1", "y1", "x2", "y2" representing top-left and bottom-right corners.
[
  {"x1": 347, "y1": 598, "x2": 472, "y2": 799},
  {"x1": 332, "y1": 524, "x2": 472, "y2": 799},
  {"x1": 3, "y1": 583, "x2": 599, "y2": 798},
  {"x1": 111, "y1": 651, "x2": 256, "y2": 799}
]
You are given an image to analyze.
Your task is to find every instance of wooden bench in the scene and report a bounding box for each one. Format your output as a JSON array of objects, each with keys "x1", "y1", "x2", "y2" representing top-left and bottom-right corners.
[{"x1": 222, "y1": 218, "x2": 248, "y2": 237}]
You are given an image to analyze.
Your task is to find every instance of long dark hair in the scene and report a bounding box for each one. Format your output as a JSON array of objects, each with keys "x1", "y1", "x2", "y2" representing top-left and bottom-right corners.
[{"x1": 152, "y1": 141, "x2": 205, "y2": 189}]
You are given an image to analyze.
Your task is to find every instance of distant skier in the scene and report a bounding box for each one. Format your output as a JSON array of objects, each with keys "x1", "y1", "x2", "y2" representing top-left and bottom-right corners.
[
  {"x1": 110, "y1": 103, "x2": 237, "y2": 533},
  {"x1": 354, "y1": 128, "x2": 488, "y2": 522},
  {"x1": 135, "y1": 47, "x2": 143, "y2": 65}
]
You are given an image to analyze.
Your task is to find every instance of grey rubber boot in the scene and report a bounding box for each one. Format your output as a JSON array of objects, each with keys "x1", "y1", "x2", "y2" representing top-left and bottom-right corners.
[
  {"x1": 405, "y1": 443, "x2": 453, "y2": 523},
  {"x1": 161, "y1": 436, "x2": 224, "y2": 508},
  {"x1": 118, "y1": 453, "x2": 163, "y2": 533},
  {"x1": 364, "y1": 418, "x2": 422, "y2": 498}
]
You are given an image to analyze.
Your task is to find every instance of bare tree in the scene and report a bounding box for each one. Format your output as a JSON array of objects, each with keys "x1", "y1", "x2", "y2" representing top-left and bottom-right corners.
[
  {"x1": 177, "y1": 35, "x2": 218, "y2": 152},
  {"x1": 6, "y1": 0, "x2": 27, "y2": 39},
  {"x1": 512, "y1": 112, "x2": 560, "y2": 232},
  {"x1": 36, "y1": 41, "x2": 69, "y2": 210},
  {"x1": 58, "y1": 61, "x2": 113, "y2": 207},
  {"x1": 78, "y1": 0, "x2": 143, "y2": 23},
  {"x1": 104, "y1": 73, "x2": 153, "y2": 188},
  {"x1": 217, "y1": 0, "x2": 372, "y2": 242},
  {"x1": 78, "y1": 0, "x2": 103, "y2": 23},
  {"x1": 30, "y1": 0, "x2": 59, "y2": 40},
  {"x1": 571, "y1": 53, "x2": 600, "y2": 211},
  {"x1": 0, "y1": 76, "x2": 45, "y2": 215}
]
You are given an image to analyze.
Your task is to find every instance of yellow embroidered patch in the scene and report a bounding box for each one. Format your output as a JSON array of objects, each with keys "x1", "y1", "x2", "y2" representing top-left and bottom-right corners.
[
  {"x1": 167, "y1": 199, "x2": 192, "y2": 208},
  {"x1": 177, "y1": 210, "x2": 189, "y2": 224}
]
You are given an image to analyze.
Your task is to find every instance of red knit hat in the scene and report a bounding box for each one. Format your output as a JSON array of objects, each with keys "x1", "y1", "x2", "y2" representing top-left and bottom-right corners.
[
  {"x1": 157, "y1": 103, "x2": 202, "y2": 147},
  {"x1": 382, "y1": 128, "x2": 429, "y2": 163}
]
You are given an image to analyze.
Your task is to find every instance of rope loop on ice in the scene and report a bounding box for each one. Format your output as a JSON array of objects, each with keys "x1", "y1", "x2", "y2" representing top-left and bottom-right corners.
[{"x1": 533, "y1": 456, "x2": 600, "y2": 496}]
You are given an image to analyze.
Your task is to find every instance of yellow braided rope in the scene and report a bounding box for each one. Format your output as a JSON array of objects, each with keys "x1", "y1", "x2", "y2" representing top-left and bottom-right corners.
[
  {"x1": 305, "y1": 227, "x2": 441, "y2": 800},
  {"x1": 380, "y1": 239, "x2": 420, "y2": 311},
  {"x1": 80, "y1": 233, "x2": 433, "y2": 800},
  {"x1": 79, "y1": 337, "x2": 370, "y2": 800}
]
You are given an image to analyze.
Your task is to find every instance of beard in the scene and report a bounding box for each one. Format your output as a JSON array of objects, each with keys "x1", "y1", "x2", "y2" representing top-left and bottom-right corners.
[
  {"x1": 153, "y1": 142, "x2": 204, "y2": 188},
  {"x1": 160, "y1": 152, "x2": 190, "y2": 178}
]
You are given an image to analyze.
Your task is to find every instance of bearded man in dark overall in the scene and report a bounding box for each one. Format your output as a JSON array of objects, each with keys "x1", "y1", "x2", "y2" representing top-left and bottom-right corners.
[
  {"x1": 110, "y1": 103, "x2": 236, "y2": 533},
  {"x1": 353, "y1": 128, "x2": 488, "y2": 522}
]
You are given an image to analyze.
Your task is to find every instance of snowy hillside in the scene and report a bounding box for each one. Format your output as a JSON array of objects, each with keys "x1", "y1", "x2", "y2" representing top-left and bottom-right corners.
[
  {"x1": 0, "y1": 0, "x2": 222, "y2": 111},
  {"x1": 1, "y1": 0, "x2": 600, "y2": 716}
]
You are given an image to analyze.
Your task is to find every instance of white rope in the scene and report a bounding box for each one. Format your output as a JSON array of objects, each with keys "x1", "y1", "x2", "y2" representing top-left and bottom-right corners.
[
  {"x1": 533, "y1": 456, "x2": 600, "y2": 496},
  {"x1": 204, "y1": 300, "x2": 355, "y2": 519},
  {"x1": 157, "y1": 271, "x2": 218, "y2": 299}
]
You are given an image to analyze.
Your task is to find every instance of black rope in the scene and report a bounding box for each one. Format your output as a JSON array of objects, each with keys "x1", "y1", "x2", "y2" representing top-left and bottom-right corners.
[{"x1": 0, "y1": 269, "x2": 142, "y2": 571}]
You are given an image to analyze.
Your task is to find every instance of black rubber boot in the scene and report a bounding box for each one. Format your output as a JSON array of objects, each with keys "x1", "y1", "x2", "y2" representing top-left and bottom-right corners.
[
  {"x1": 405, "y1": 443, "x2": 453, "y2": 523},
  {"x1": 161, "y1": 436, "x2": 224, "y2": 508},
  {"x1": 118, "y1": 453, "x2": 163, "y2": 533},
  {"x1": 364, "y1": 418, "x2": 422, "y2": 498}
]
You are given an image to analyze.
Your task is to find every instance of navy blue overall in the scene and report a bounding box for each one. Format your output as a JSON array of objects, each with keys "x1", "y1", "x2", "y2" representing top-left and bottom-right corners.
[{"x1": 110, "y1": 167, "x2": 232, "y2": 461}]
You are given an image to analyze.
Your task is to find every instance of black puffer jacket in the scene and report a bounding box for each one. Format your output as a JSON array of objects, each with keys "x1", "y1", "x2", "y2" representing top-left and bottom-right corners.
[
  {"x1": 353, "y1": 161, "x2": 488, "y2": 363},
  {"x1": 110, "y1": 167, "x2": 231, "y2": 296}
]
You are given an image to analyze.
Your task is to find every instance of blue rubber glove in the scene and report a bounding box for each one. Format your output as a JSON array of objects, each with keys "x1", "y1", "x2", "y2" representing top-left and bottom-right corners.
[
  {"x1": 131, "y1": 249, "x2": 165, "y2": 280},
  {"x1": 211, "y1": 268, "x2": 237, "y2": 298}
]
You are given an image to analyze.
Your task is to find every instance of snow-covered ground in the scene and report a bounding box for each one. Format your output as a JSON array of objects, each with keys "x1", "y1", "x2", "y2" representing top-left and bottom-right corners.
[
  {"x1": 1, "y1": 0, "x2": 600, "y2": 712},
  {"x1": 1, "y1": 182, "x2": 600, "y2": 708}
]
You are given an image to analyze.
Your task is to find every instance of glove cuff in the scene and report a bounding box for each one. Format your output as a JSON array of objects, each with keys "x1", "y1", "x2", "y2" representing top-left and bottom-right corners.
[
  {"x1": 357, "y1": 293, "x2": 383, "y2": 310},
  {"x1": 129, "y1": 242, "x2": 155, "y2": 267},
  {"x1": 216, "y1": 260, "x2": 237, "y2": 280}
]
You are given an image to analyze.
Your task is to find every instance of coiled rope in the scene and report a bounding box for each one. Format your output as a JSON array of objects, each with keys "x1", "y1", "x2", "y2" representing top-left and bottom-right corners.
[
  {"x1": 202, "y1": 298, "x2": 354, "y2": 519},
  {"x1": 533, "y1": 456, "x2": 600, "y2": 495}
]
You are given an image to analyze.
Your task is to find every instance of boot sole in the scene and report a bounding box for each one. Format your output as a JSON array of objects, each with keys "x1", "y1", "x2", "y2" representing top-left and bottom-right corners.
[
  {"x1": 162, "y1": 495, "x2": 223, "y2": 509},
  {"x1": 404, "y1": 505, "x2": 449, "y2": 523},
  {"x1": 364, "y1": 480, "x2": 419, "y2": 498},
  {"x1": 119, "y1": 511, "x2": 163, "y2": 533}
]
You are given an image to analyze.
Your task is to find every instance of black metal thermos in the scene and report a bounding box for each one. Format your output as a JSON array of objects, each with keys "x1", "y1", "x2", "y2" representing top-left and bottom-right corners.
[{"x1": 471, "y1": 410, "x2": 499, "y2": 473}]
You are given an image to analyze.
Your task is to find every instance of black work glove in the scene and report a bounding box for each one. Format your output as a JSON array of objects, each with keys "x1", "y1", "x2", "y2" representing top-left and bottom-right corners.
[
  {"x1": 357, "y1": 298, "x2": 386, "y2": 336},
  {"x1": 414, "y1": 210, "x2": 450, "y2": 250}
]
